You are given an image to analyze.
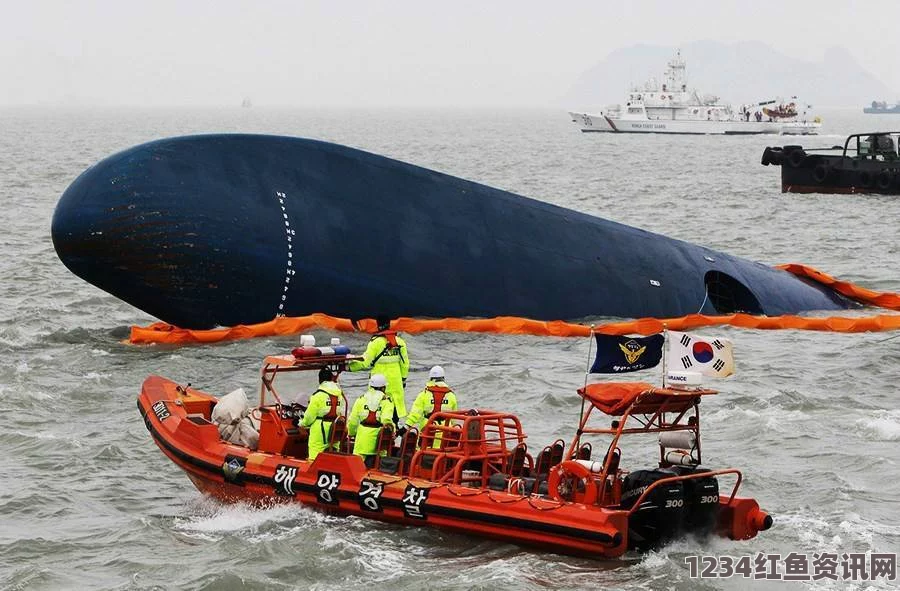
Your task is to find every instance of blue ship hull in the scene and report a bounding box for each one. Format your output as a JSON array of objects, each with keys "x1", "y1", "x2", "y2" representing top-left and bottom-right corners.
[{"x1": 52, "y1": 134, "x2": 851, "y2": 329}]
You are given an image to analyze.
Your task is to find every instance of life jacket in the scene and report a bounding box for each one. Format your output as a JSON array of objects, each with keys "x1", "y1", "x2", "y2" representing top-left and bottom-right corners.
[
  {"x1": 375, "y1": 329, "x2": 398, "y2": 348},
  {"x1": 424, "y1": 384, "x2": 452, "y2": 420},
  {"x1": 314, "y1": 383, "x2": 343, "y2": 422},
  {"x1": 371, "y1": 330, "x2": 404, "y2": 365},
  {"x1": 360, "y1": 390, "x2": 387, "y2": 428},
  {"x1": 361, "y1": 408, "x2": 380, "y2": 428}
]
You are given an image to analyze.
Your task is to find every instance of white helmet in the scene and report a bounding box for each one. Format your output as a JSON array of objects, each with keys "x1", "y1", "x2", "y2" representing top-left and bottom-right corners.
[
  {"x1": 429, "y1": 365, "x2": 445, "y2": 380},
  {"x1": 370, "y1": 374, "x2": 387, "y2": 388}
]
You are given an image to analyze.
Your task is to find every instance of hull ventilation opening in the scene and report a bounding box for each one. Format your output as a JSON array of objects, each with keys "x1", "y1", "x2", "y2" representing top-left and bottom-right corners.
[{"x1": 704, "y1": 271, "x2": 763, "y2": 314}]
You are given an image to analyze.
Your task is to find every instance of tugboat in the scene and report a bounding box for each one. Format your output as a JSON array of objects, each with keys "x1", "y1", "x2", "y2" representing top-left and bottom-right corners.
[
  {"x1": 864, "y1": 101, "x2": 900, "y2": 114},
  {"x1": 137, "y1": 346, "x2": 772, "y2": 558},
  {"x1": 761, "y1": 132, "x2": 900, "y2": 195}
]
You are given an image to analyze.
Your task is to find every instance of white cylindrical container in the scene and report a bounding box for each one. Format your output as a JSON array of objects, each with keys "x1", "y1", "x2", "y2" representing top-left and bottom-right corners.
[
  {"x1": 330, "y1": 337, "x2": 341, "y2": 345},
  {"x1": 664, "y1": 450, "x2": 697, "y2": 466},
  {"x1": 659, "y1": 431, "x2": 696, "y2": 449},
  {"x1": 300, "y1": 334, "x2": 315, "y2": 347},
  {"x1": 575, "y1": 459, "x2": 605, "y2": 474}
]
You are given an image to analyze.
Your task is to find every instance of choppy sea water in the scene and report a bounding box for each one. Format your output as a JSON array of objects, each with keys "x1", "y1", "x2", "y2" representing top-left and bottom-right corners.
[{"x1": 0, "y1": 106, "x2": 898, "y2": 590}]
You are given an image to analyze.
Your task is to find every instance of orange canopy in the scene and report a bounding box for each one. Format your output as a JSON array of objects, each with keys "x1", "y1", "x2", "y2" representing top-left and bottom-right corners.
[{"x1": 577, "y1": 382, "x2": 717, "y2": 416}]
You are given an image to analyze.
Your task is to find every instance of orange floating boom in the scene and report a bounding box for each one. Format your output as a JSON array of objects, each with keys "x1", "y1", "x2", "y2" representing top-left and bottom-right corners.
[{"x1": 129, "y1": 265, "x2": 900, "y2": 345}]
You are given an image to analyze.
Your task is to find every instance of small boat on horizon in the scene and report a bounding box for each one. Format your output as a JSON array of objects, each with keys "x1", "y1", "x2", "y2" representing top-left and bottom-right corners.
[
  {"x1": 569, "y1": 51, "x2": 820, "y2": 135},
  {"x1": 863, "y1": 100, "x2": 900, "y2": 114}
]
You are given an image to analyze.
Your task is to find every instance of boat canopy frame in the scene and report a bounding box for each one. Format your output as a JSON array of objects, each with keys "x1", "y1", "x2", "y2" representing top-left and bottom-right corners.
[
  {"x1": 258, "y1": 353, "x2": 362, "y2": 408},
  {"x1": 841, "y1": 131, "x2": 900, "y2": 161},
  {"x1": 564, "y1": 382, "x2": 743, "y2": 508}
]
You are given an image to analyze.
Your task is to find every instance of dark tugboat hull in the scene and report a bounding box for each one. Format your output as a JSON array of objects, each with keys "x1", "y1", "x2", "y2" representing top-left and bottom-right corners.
[{"x1": 762, "y1": 135, "x2": 900, "y2": 196}]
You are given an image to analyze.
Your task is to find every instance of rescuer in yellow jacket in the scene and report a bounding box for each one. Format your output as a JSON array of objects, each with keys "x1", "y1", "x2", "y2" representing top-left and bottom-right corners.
[
  {"x1": 349, "y1": 317, "x2": 409, "y2": 424},
  {"x1": 406, "y1": 366, "x2": 458, "y2": 447},
  {"x1": 300, "y1": 369, "x2": 346, "y2": 460},
  {"x1": 348, "y1": 374, "x2": 395, "y2": 460}
]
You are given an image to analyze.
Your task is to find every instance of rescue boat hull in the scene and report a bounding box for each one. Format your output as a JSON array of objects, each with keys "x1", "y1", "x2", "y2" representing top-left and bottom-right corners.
[
  {"x1": 138, "y1": 375, "x2": 769, "y2": 558},
  {"x1": 138, "y1": 377, "x2": 628, "y2": 557},
  {"x1": 54, "y1": 134, "x2": 852, "y2": 329}
]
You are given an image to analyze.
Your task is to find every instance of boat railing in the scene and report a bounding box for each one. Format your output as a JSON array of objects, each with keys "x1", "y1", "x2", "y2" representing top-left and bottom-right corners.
[{"x1": 409, "y1": 409, "x2": 527, "y2": 487}]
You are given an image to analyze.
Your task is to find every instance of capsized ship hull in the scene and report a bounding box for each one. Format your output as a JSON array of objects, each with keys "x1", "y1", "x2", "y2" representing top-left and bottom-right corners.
[{"x1": 52, "y1": 134, "x2": 852, "y2": 329}]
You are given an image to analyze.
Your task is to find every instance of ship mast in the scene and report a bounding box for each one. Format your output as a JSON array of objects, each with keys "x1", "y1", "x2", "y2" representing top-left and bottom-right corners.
[{"x1": 666, "y1": 49, "x2": 687, "y2": 93}]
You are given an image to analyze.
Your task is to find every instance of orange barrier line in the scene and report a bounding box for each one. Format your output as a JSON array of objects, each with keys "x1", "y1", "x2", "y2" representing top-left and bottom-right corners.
[
  {"x1": 777, "y1": 263, "x2": 900, "y2": 311},
  {"x1": 129, "y1": 311, "x2": 900, "y2": 345},
  {"x1": 129, "y1": 264, "x2": 900, "y2": 345}
]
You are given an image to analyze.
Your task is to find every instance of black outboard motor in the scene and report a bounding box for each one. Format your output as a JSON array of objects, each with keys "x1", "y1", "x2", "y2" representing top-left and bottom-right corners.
[
  {"x1": 673, "y1": 466, "x2": 720, "y2": 535},
  {"x1": 620, "y1": 469, "x2": 686, "y2": 550}
]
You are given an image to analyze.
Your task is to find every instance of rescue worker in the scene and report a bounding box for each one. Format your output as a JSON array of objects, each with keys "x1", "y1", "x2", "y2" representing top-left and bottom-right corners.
[
  {"x1": 406, "y1": 365, "x2": 458, "y2": 447},
  {"x1": 299, "y1": 368, "x2": 346, "y2": 460},
  {"x1": 348, "y1": 373, "x2": 395, "y2": 461},
  {"x1": 349, "y1": 317, "x2": 409, "y2": 426}
]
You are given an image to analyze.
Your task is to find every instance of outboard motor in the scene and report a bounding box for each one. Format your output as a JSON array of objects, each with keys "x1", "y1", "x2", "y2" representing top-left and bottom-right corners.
[
  {"x1": 620, "y1": 469, "x2": 685, "y2": 550},
  {"x1": 674, "y1": 466, "x2": 720, "y2": 535}
]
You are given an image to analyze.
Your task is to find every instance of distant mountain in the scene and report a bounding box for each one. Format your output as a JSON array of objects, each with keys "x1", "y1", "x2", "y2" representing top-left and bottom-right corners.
[{"x1": 562, "y1": 41, "x2": 893, "y2": 109}]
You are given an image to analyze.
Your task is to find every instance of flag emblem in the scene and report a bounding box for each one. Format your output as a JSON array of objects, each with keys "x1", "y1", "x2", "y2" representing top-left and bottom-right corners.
[
  {"x1": 591, "y1": 333, "x2": 664, "y2": 374},
  {"x1": 618, "y1": 340, "x2": 647, "y2": 364},
  {"x1": 692, "y1": 341, "x2": 714, "y2": 363}
]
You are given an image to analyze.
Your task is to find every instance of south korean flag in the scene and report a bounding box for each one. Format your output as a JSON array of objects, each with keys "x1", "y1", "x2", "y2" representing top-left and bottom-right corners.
[{"x1": 667, "y1": 331, "x2": 735, "y2": 378}]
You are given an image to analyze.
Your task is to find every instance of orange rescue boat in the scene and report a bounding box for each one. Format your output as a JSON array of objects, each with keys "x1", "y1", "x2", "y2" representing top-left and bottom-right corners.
[{"x1": 137, "y1": 349, "x2": 772, "y2": 558}]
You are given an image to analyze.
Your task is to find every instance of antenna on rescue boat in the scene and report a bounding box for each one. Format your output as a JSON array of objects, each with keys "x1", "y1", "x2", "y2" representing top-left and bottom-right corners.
[{"x1": 661, "y1": 323, "x2": 669, "y2": 388}]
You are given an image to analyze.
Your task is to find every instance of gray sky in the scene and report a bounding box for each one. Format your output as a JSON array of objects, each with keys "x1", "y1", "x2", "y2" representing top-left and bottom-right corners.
[{"x1": 3, "y1": 0, "x2": 899, "y2": 107}]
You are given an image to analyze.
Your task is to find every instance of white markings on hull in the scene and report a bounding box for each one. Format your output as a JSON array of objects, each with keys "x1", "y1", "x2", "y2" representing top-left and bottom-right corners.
[{"x1": 275, "y1": 191, "x2": 296, "y2": 316}]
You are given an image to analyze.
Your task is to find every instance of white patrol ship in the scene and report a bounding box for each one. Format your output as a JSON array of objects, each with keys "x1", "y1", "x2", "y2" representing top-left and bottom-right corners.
[{"x1": 569, "y1": 51, "x2": 820, "y2": 135}]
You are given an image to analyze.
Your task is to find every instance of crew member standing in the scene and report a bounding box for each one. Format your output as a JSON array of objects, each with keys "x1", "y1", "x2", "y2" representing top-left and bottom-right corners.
[
  {"x1": 348, "y1": 374, "x2": 395, "y2": 461},
  {"x1": 349, "y1": 317, "x2": 409, "y2": 425},
  {"x1": 407, "y1": 365, "x2": 458, "y2": 447},
  {"x1": 300, "y1": 368, "x2": 346, "y2": 460}
]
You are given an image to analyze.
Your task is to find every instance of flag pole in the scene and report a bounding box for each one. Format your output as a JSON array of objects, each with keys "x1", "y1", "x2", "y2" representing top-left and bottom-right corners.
[
  {"x1": 583, "y1": 324, "x2": 595, "y2": 390},
  {"x1": 661, "y1": 323, "x2": 668, "y2": 388},
  {"x1": 574, "y1": 324, "x2": 595, "y2": 458}
]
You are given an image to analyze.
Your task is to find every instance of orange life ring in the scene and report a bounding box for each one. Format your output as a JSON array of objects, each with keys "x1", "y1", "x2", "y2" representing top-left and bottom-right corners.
[{"x1": 547, "y1": 460, "x2": 598, "y2": 505}]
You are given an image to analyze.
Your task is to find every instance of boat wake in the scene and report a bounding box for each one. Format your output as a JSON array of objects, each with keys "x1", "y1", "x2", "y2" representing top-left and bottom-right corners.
[
  {"x1": 855, "y1": 410, "x2": 900, "y2": 441},
  {"x1": 173, "y1": 498, "x2": 312, "y2": 539}
]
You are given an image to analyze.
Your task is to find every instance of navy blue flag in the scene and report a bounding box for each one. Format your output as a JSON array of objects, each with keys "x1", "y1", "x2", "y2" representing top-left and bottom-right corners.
[{"x1": 590, "y1": 333, "x2": 664, "y2": 373}]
